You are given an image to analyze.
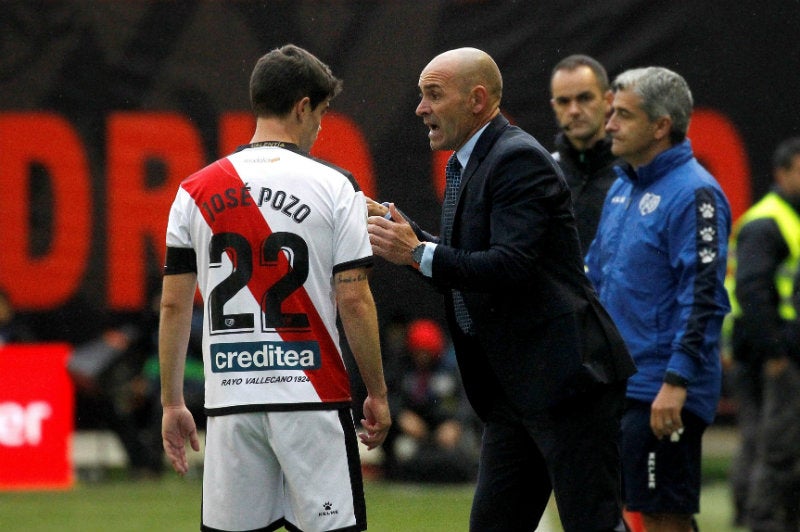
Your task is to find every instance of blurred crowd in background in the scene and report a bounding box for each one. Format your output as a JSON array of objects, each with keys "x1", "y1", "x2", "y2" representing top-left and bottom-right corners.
[{"x1": 1, "y1": 284, "x2": 480, "y2": 482}]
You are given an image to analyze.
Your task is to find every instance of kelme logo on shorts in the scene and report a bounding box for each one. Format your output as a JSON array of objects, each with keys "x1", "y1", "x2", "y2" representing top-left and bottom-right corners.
[{"x1": 211, "y1": 341, "x2": 320, "y2": 373}]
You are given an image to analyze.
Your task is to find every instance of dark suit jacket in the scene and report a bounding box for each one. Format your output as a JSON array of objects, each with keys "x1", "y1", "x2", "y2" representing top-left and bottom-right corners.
[{"x1": 412, "y1": 114, "x2": 635, "y2": 420}]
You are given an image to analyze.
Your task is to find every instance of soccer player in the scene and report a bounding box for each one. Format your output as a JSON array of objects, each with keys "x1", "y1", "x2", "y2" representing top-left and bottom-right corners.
[{"x1": 158, "y1": 44, "x2": 390, "y2": 532}]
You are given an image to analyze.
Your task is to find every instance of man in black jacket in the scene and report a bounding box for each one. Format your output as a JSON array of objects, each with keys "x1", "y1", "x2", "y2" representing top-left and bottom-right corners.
[
  {"x1": 367, "y1": 47, "x2": 634, "y2": 532},
  {"x1": 550, "y1": 54, "x2": 619, "y2": 253},
  {"x1": 727, "y1": 137, "x2": 800, "y2": 531}
]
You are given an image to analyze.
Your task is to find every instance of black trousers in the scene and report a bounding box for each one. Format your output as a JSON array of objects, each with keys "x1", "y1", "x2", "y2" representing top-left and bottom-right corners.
[{"x1": 469, "y1": 381, "x2": 628, "y2": 532}]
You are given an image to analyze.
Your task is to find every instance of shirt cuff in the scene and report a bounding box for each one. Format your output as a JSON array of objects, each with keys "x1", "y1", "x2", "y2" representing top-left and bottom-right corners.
[{"x1": 419, "y1": 243, "x2": 436, "y2": 277}]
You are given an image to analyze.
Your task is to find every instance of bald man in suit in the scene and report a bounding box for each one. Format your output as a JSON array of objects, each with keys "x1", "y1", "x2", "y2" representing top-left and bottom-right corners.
[{"x1": 368, "y1": 48, "x2": 635, "y2": 531}]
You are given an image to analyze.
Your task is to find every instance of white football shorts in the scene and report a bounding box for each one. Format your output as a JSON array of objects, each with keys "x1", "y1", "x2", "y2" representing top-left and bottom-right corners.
[{"x1": 201, "y1": 408, "x2": 366, "y2": 532}]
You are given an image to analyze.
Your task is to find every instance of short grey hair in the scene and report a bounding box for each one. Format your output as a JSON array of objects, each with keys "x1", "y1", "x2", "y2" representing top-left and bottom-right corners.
[{"x1": 612, "y1": 67, "x2": 693, "y2": 144}]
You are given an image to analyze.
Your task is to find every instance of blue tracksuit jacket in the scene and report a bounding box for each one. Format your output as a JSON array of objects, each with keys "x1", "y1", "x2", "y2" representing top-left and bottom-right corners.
[{"x1": 585, "y1": 140, "x2": 731, "y2": 424}]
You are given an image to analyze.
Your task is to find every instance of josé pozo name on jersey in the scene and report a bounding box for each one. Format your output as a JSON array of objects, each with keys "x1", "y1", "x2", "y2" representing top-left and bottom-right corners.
[
  {"x1": 199, "y1": 184, "x2": 312, "y2": 224},
  {"x1": 211, "y1": 340, "x2": 320, "y2": 373}
]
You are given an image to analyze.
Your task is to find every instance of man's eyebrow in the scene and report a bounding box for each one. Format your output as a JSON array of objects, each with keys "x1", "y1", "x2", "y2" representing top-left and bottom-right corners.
[{"x1": 554, "y1": 91, "x2": 594, "y2": 101}]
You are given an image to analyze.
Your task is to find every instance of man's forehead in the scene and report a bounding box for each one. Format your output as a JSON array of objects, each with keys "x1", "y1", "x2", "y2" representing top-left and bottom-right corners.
[
  {"x1": 419, "y1": 57, "x2": 459, "y2": 86},
  {"x1": 552, "y1": 69, "x2": 602, "y2": 93},
  {"x1": 418, "y1": 72, "x2": 452, "y2": 91},
  {"x1": 553, "y1": 87, "x2": 598, "y2": 99},
  {"x1": 419, "y1": 79, "x2": 443, "y2": 91},
  {"x1": 612, "y1": 88, "x2": 642, "y2": 107},
  {"x1": 553, "y1": 65, "x2": 595, "y2": 81}
]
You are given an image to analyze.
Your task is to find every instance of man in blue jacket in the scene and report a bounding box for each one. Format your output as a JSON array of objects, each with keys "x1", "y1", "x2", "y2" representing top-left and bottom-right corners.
[{"x1": 586, "y1": 67, "x2": 731, "y2": 532}]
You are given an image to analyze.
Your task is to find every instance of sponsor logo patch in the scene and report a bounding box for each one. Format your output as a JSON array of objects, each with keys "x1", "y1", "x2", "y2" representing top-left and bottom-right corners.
[{"x1": 211, "y1": 341, "x2": 320, "y2": 373}]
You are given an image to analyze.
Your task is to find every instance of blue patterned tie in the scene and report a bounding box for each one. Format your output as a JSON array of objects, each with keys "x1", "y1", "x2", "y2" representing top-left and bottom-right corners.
[
  {"x1": 442, "y1": 153, "x2": 473, "y2": 334},
  {"x1": 442, "y1": 153, "x2": 462, "y2": 243}
]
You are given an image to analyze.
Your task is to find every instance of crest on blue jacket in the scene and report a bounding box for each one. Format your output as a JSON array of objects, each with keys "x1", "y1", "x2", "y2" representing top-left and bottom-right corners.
[{"x1": 638, "y1": 193, "x2": 661, "y2": 215}]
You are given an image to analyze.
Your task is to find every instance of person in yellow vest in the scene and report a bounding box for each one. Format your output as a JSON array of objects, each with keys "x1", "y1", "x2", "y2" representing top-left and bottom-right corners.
[{"x1": 726, "y1": 137, "x2": 800, "y2": 531}]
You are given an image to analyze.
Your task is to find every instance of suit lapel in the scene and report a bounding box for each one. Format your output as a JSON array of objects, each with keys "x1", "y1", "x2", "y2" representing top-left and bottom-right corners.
[{"x1": 455, "y1": 113, "x2": 510, "y2": 207}]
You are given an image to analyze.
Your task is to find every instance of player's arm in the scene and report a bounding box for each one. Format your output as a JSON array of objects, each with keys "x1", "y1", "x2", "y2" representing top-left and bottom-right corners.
[
  {"x1": 159, "y1": 271, "x2": 200, "y2": 475},
  {"x1": 334, "y1": 266, "x2": 391, "y2": 449}
]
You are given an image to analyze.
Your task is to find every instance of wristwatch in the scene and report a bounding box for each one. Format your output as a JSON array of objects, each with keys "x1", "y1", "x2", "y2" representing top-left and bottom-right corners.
[{"x1": 411, "y1": 243, "x2": 426, "y2": 267}]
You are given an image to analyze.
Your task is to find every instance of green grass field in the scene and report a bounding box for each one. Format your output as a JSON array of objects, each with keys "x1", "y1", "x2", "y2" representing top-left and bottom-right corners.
[{"x1": 0, "y1": 476, "x2": 743, "y2": 531}]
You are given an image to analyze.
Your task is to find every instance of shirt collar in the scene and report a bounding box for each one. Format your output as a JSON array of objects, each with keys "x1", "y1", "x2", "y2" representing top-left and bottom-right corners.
[{"x1": 454, "y1": 122, "x2": 491, "y2": 169}]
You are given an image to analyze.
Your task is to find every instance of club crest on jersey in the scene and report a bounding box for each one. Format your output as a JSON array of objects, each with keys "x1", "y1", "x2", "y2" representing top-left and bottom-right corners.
[
  {"x1": 639, "y1": 193, "x2": 661, "y2": 215},
  {"x1": 211, "y1": 340, "x2": 320, "y2": 372}
]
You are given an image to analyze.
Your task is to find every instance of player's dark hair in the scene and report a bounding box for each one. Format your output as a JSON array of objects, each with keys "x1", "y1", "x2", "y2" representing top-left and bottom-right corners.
[{"x1": 250, "y1": 44, "x2": 343, "y2": 117}]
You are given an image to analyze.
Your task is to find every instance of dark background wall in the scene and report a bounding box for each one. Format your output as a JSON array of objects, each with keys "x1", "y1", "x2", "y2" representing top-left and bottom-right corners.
[{"x1": 1, "y1": 1, "x2": 798, "y2": 343}]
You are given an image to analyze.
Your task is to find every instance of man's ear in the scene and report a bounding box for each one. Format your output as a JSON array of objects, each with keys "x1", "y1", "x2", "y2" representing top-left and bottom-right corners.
[
  {"x1": 652, "y1": 116, "x2": 673, "y2": 141},
  {"x1": 774, "y1": 166, "x2": 788, "y2": 190},
  {"x1": 603, "y1": 90, "x2": 614, "y2": 118},
  {"x1": 294, "y1": 96, "x2": 311, "y2": 121},
  {"x1": 469, "y1": 85, "x2": 488, "y2": 114}
]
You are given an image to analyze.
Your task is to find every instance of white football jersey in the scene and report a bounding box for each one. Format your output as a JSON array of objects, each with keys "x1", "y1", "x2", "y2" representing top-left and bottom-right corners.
[{"x1": 165, "y1": 143, "x2": 372, "y2": 413}]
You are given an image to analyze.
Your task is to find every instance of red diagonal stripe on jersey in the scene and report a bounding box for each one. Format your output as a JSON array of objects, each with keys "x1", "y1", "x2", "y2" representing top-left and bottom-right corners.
[{"x1": 182, "y1": 157, "x2": 350, "y2": 402}]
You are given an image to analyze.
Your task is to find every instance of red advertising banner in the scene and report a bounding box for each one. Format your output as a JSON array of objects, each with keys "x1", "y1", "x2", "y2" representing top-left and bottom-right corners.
[
  {"x1": 1, "y1": 2, "x2": 797, "y2": 344},
  {"x1": 0, "y1": 344, "x2": 74, "y2": 490}
]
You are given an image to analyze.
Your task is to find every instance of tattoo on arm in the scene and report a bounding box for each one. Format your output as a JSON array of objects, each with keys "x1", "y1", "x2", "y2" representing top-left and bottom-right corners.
[{"x1": 336, "y1": 271, "x2": 368, "y2": 284}]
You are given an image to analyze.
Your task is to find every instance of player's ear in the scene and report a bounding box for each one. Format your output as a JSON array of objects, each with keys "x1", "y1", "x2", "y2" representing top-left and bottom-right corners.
[{"x1": 294, "y1": 96, "x2": 311, "y2": 121}]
